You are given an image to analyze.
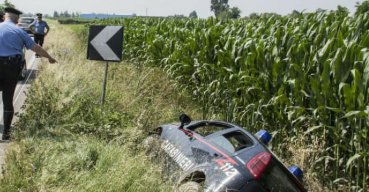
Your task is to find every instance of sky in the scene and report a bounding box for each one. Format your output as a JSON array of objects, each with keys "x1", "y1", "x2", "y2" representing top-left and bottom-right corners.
[{"x1": 4, "y1": 0, "x2": 365, "y2": 18}]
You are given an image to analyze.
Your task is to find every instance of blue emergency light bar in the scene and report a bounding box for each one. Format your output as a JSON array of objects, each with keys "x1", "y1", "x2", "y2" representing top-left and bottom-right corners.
[
  {"x1": 288, "y1": 165, "x2": 304, "y2": 181},
  {"x1": 255, "y1": 130, "x2": 272, "y2": 145}
]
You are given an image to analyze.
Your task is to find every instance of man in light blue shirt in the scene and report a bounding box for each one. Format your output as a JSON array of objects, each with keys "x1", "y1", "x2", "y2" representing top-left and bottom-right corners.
[
  {"x1": 0, "y1": 7, "x2": 57, "y2": 140},
  {"x1": 29, "y1": 13, "x2": 49, "y2": 48}
]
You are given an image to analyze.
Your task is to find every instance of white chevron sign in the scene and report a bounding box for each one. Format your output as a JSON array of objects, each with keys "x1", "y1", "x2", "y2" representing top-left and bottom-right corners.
[{"x1": 87, "y1": 26, "x2": 123, "y2": 61}]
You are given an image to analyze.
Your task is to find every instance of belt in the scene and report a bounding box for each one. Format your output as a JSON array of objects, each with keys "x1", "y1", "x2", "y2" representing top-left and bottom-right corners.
[{"x1": 0, "y1": 55, "x2": 21, "y2": 61}]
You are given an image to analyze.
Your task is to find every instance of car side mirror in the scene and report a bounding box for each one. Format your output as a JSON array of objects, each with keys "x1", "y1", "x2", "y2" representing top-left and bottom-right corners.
[{"x1": 179, "y1": 114, "x2": 191, "y2": 129}]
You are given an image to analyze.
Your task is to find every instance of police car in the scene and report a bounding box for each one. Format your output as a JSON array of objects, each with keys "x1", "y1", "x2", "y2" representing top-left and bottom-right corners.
[
  {"x1": 18, "y1": 17, "x2": 35, "y2": 34},
  {"x1": 144, "y1": 114, "x2": 307, "y2": 192}
]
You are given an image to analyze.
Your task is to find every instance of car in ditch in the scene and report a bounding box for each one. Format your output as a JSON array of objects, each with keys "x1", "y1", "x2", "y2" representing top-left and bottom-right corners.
[{"x1": 144, "y1": 114, "x2": 307, "y2": 192}]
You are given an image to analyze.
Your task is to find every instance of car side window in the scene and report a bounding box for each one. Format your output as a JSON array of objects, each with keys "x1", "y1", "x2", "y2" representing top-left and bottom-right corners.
[{"x1": 208, "y1": 131, "x2": 254, "y2": 153}]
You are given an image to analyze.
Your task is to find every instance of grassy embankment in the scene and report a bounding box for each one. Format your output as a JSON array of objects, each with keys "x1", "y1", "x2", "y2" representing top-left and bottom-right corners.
[
  {"x1": 0, "y1": 21, "x2": 202, "y2": 192},
  {"x1": 0, "y1": 21, "x2": 330, "y2": 192}
]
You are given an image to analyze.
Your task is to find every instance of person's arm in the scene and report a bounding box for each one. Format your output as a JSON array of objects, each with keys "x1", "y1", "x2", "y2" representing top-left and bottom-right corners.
[
  {"x1": 21, "y1": 28, "x2": 56, "y2": 63},
  {"x1": 45, "y1": 25, "x2": 50, "y2": 35},
  {"x1": 31, "y1": 44, "x2": 57, "y2": 63},
  {"x1": 29, "y1": 21, "x2": 36, "y2": 33}
]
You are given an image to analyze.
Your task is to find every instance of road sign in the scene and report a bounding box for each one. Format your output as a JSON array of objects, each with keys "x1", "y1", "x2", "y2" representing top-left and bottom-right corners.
[{"x1": 87, "y1": 25, "x2": 123, "y2": 62}]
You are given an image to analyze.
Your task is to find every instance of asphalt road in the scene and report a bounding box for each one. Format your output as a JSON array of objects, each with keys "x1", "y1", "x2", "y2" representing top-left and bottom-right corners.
[{"x1": 0, "y1": 50, "x2": 38, "y2": 176}]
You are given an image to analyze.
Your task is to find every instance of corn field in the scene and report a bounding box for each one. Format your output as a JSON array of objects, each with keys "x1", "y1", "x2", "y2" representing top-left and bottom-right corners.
[{"x1": 77, "y1": 10, "x2": 369, "y2": 191}]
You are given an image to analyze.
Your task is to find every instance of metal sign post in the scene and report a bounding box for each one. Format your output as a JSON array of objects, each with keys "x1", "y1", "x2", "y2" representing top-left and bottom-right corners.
[
  {"x1": 87, "y1": 25, "x2": 124, "y2": 104},
  {"x1": 101, "y1": 61, "x2": 109, "y2": 105}
]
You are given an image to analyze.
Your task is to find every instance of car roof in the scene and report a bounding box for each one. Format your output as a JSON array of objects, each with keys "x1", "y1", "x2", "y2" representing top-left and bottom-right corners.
[{"x1": 184, "y1": 120, "x2": 237, "y2": 129}]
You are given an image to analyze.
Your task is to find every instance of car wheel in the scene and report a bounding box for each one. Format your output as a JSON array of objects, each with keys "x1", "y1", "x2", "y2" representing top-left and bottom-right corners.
[
  {"x1": 18, "y1": 60, "x2": 27, "y2": 81},
  {"x1": 177, "y1": 181, "x2": 202, "y2": 192}
]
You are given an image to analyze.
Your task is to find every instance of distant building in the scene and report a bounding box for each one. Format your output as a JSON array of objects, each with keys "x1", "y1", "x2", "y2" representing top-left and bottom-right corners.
[{"x1": 79, "y1": 13, "x2": 134, "y2": 19}]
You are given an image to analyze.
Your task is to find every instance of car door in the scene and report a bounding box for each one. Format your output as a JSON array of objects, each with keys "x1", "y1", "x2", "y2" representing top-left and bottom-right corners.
[{"x1": 160, "y1": 125, "x2": 197, "y2": 176}]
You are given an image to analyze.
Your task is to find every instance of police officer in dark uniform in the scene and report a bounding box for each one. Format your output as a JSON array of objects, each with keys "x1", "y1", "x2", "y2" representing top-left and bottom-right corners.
[{"x1": 0, "y1": 7, "x2": 57, "y2": 140}]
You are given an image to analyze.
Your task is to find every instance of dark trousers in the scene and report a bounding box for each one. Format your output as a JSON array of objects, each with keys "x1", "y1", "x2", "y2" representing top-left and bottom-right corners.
[
  {"x1": 0, "y1": 59, "x2": 21, "y2": 139},
  {"x1": 34, "y1": 34, "x2": 45, "y2": 47}
]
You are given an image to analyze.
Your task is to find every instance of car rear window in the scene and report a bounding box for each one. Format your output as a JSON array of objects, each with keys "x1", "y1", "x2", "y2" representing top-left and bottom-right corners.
[
  {"x1": 258, "y1": 159, "x2": 302, "y2": 192},
  {"x1": 208, "y1": 131, "x2": 254, "y2": 153}
]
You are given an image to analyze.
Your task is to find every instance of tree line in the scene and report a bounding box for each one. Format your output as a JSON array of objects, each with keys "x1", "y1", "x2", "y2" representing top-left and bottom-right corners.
[
  {"x1": 53, "y1": 11, "x2": 80, "y2": 18},
  {"x1": 3, "y1": 0, "x2": 369, "y2": 19},
  {"x1": 188, "y1": 0, "x2": 240, "y2": 19}
]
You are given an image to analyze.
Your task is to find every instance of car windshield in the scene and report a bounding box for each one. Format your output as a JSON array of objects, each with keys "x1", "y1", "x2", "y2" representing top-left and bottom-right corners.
[
  {"x1": 258, "y1": 159, "x2": 302, "y2": 192},
  {"x1": 208, "y1": 131, "x2": 254, "y2": 153},
  {"x1": 19, "y1": 18, "x2": 34, "y2": 24}
]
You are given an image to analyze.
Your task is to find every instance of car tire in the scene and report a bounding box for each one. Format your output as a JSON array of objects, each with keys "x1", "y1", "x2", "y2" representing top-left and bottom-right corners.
[{"x1": 177, "y1": 181, "x2": 202, "y2": 192}]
